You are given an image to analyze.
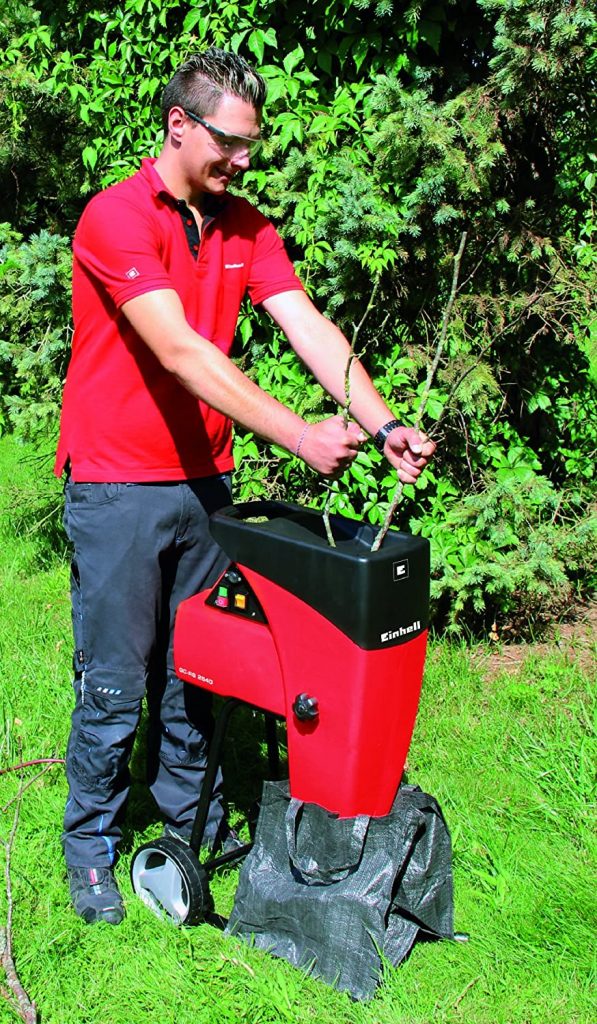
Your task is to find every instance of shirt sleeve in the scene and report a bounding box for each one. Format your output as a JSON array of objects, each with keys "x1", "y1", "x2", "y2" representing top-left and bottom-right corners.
[
  {"x1": 246, "y1": 213, "x2": 304, "y2": 307},
  {"x1": 73, "y1": 188, "x2": 174, "y2": 308}
]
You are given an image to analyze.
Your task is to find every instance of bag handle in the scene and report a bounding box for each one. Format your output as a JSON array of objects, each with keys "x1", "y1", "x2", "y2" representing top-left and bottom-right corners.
[{"x1": 285, "y1": 799, "x2": 370, "y2": 883}]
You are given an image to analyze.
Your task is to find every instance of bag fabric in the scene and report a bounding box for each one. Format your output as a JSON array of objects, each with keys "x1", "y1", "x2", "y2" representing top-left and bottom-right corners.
[{"x1": 226, "y1": 780, "x2": 454, "y2": 1000}]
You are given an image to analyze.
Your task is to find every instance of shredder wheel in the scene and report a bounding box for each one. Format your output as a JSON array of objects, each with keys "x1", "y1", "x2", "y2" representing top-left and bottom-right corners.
[{"x1": 130, "y1": 837, "x2": 211, "y2": 926}]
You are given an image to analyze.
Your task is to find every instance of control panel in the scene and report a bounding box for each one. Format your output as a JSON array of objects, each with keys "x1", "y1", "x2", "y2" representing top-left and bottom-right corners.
[{"x1": 205, "y1": 566, "x2": 267, "y2": 623}]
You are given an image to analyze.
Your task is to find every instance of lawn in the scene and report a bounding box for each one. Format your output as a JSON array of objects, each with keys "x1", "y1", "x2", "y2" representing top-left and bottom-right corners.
[{"x1": 0, "y1": 436, "x2": 595, "y2": 1024}]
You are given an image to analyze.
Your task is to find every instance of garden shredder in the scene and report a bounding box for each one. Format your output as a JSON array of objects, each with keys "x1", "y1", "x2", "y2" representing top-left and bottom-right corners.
[{"x1": 130, "y1": 498, "x2": 437, "y2": 929}]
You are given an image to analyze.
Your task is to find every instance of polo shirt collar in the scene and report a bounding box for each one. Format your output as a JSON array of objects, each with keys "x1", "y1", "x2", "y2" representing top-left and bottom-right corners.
[{"x1": 139, "y1": 157, "x2": 227, "y2": 221}]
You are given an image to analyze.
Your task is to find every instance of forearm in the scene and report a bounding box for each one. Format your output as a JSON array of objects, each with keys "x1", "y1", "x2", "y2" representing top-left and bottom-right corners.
[
  {"x1": 304, "y1": 327, "x2": 395, "y2": 436},
  {"x1": 173, "y1": 339, "x2": 364, "y2": 471},
  {"x1": 170, "y1": 331, "x2": 306, "y2": 451},
  {"x1": 263, "y1": 292, "x2": 395, "y2": 437},
  {"x1": 263, "y1": 289, "x2": 436, "y2": 481}
]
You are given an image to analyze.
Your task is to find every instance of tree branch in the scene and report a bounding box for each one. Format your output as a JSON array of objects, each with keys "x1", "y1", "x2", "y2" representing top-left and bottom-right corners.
[
  {"x1": 0, "y1": 758, "x2": 65, "y2": 777},
  {"x1": 431, "y1": 272, "x2": 557, "y2": 438},
  {"x1": 1, "y1": 775, "x2": 38, "y2": 1023},
  {"x1": 322, "y1": 274, "x2": 383, "y2": 546},
  {"x1": 1, "y1": 764, "x2": 58, "y2": 814},
  {"x1": 371, "y1": 231, "x2": 468, "y2": 551}
]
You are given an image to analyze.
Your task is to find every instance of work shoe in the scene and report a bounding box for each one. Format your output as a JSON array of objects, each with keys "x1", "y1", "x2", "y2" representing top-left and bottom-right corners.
[{"x1": 67, "y1": 866, "x2": 125, "y2": 925}]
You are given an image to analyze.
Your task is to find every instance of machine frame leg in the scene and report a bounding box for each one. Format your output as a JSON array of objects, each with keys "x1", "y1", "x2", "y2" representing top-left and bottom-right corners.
[{"x1": 189, "y1": 698, "x2": 281, "y2": 869}]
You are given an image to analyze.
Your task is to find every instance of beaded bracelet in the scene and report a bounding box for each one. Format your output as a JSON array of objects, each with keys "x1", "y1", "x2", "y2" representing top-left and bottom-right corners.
[{"x1": 295, "y1": 423, "x2": 310, "y2": 458}]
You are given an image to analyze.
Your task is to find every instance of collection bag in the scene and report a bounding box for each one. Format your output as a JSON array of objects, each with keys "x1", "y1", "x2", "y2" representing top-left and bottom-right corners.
[{"x1": 226, "y1": 779, "x2": 454, "y2": 1000}]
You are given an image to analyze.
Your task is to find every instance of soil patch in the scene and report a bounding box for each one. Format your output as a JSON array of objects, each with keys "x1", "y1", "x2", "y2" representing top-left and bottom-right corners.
[{"x1": 472, "y1": 600, "x2": 596, "y2": 679}]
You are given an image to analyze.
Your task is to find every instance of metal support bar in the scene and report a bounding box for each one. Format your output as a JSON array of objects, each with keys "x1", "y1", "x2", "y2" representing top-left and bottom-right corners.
[
  {"x1": 188, "y1": 697, "x2": 282, "y2": 862},
  {"x1": 189, "y1": 697, "x2": 241, "y2": 856},
  {"x1": 264, "y1": 712, "x2": 280, "y2": 779}
]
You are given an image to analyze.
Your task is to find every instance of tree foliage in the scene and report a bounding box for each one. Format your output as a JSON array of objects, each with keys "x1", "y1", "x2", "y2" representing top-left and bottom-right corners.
[
  {"x1": 0, "y1": 223, "x2": 72, "y2": 439},
  {"x1": 0, "y1": 0, "x2": 595, "y2": 633}
]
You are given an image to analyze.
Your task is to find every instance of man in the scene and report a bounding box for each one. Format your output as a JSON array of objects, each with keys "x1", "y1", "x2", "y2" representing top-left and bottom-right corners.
[{"x1": 55, "y1": 47, "x2": 435, "y2": 925}]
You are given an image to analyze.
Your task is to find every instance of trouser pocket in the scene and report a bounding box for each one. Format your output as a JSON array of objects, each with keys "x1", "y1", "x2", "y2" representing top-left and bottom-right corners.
[{"x1": 67, "y1": 685, "x2": 143, "y2": 793}]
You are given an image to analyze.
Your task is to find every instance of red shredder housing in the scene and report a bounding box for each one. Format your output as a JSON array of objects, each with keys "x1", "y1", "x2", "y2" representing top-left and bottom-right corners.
[{"x1": 174, "y1": 501, "x2": 430, "y2": 818}]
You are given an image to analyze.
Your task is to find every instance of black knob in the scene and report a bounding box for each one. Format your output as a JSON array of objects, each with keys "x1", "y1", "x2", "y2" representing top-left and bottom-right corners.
[{"x1": 292, "y1": 693, "x2": 319, "y2": 721}]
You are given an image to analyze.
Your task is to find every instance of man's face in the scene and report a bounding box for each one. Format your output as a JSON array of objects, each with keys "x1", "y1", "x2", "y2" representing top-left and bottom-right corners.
[{"x1": 181, "y1": 93, "x2": 262, "y2": 196}]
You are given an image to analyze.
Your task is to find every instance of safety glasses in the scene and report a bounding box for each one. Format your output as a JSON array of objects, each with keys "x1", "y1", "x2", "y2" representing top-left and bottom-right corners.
[{"x1": 183, "y1": 109, "x2": 262, "y2": 157}]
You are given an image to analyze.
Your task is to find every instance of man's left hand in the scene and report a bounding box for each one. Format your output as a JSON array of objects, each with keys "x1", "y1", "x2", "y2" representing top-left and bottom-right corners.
[{"x1": 383, "y1": 427, "x2": 436, "y2": 484}]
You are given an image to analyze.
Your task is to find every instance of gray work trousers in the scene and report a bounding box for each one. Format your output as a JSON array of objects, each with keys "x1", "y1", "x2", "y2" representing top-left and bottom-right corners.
[{"x1": 62, "y1": 475, "x2": 232, "y2": 868}]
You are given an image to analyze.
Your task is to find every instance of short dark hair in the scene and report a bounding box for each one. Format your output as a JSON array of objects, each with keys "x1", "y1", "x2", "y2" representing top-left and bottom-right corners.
[{"x1": 161, "y1": 47, "x2": 267, "y2": 131}]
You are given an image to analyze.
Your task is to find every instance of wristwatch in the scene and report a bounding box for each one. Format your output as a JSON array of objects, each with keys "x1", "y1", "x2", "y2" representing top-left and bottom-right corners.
[{"x1": 373, "y1": 419, "x2": 402, "y2": 452}]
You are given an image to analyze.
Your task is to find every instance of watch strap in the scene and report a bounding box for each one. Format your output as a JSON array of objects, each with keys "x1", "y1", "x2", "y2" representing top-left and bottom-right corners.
[{"x1": 373, "y1": 419, "x2": 402, "y2": 452}]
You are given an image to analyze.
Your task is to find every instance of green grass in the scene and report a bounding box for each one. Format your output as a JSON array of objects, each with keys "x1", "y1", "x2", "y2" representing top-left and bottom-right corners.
[{"x1": 0, "y1": 435, "x2": 595, "y2": 1024}]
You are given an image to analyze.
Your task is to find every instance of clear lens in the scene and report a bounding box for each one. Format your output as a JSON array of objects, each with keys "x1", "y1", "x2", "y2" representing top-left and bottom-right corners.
[
  {"x1": 184, "y1": 109, "x2": 262, "y2": 158},
  {"x1": 218, "y1": 135, "x2": 262, "y2": 158}
]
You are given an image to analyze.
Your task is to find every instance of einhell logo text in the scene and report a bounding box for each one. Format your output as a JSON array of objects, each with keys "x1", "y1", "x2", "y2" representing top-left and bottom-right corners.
[{"x1": 380, "y1": 620, "x2": 421, "y2": 643}]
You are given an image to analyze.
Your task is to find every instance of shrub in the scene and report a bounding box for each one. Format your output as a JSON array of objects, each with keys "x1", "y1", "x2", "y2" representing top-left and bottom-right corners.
[{"x1": 0, "y1": 223, "x2": 72, "y2": 440}]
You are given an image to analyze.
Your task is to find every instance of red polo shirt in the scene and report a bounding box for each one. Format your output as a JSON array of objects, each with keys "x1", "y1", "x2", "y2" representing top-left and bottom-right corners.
[{"x1": 54, "y1": 158, "x2": 303, "y2": 482}]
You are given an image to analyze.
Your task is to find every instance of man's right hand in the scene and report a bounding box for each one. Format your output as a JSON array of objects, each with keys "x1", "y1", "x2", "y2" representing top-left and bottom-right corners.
[{"x1": 297, "y1": 415, "x2": 366, "y2": 476}]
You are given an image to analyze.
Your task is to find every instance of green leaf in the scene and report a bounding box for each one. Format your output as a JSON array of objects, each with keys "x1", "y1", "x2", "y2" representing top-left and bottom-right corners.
[
  {"x1": 182, "y1": 9, "x2": 202, "y2": 33},
  {"x1": 247, "y1": 29, "x2": 266, "y2": 64},
  {"x1": 82, "y1": 146, "x2": 98, "y2": 170},
  {"x1": 283, "y1": 45, "x2": 304, "y2": 76}
]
